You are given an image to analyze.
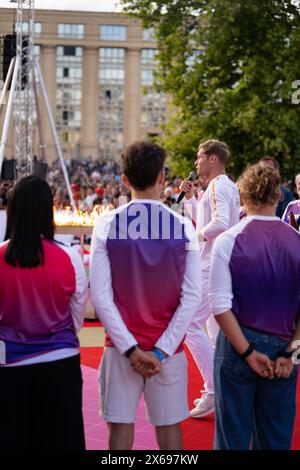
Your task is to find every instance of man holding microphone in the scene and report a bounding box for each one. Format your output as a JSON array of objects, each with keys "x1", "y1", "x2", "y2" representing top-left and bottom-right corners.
[{"x1": 180, "y1": 139, "x2": 240, "y2": 418}]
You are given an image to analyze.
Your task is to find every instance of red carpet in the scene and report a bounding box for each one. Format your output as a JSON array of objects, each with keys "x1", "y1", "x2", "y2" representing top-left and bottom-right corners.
[
  {"x1": 80, "y1": 345, "x2": 300, "y2": 450},
  {"x1": 83, "y1": 320, "x2": 101, "y2": 328}
]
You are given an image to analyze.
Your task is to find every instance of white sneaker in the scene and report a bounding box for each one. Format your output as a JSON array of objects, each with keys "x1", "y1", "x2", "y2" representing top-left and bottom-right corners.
[
  {"x1": 190, "y1": 391, "x2": 215, "y2": 418},
  {"x1": 193, "y1": 390, "x2": 214, "y2": 406}
]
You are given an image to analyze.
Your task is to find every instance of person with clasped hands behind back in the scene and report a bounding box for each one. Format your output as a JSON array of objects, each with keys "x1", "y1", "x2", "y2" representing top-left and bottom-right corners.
[{"x1": 209, "y1": 162, "x2": 300, "y2": 450}]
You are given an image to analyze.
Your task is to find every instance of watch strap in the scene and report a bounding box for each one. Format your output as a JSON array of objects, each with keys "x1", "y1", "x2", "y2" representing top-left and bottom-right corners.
[
  {"x1": 240, "y1": 343, "x2": 255, "y2": 360},
  {"x1": 125, "y1": 345, "x2": 138, "y2": 358}
]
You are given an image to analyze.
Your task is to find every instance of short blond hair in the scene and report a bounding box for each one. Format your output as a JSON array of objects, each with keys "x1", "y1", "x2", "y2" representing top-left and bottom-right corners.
[
  {"x1": 238, "y1": 162, "x2": 280, "y2": 209},
  {"x1": 198, "y1": 139, "x2": 229, "y2": 165}
]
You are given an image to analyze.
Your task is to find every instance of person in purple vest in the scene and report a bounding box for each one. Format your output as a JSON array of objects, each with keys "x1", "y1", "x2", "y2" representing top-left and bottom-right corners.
[
  {"x1": 0, "y1": 176, "x2": 88, "y2": 450},
  {"x1": 90, "y1": 141, "x2": 204, "y2": 450},
  {"x1": 282, "y1": 173, "x2": 300, "y2": 226},
  {"x1": 209, "y1": 162, "x2": 300, "y2": 450}
]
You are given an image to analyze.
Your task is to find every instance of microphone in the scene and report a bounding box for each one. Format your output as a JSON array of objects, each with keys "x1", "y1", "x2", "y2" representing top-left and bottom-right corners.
[{"x1": 177, "y1": 171, "x2": 197, "y2": 204}]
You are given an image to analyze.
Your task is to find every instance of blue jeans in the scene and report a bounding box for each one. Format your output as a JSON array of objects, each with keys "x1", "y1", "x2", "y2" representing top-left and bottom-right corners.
[{"x1": 214, "y1": 327, "x2": 298, "y2": 450}]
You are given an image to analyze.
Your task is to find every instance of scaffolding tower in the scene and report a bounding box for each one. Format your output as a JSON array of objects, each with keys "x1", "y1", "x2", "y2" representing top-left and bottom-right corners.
[
  {"x1": 0, "y1": 0, "x2": 75, "y2": 208},
  {"x1": 14, "y1": 0, "x2": 35, "y2": 175}
]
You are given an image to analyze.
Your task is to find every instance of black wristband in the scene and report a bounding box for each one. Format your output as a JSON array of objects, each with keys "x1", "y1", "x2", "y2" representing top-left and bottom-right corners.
[
  {"x1": 277, "y1": 350, "x2": 294, "y2": 359},
  {"x1": 125, "y1": 345, "x2": 138, "y2": 358},
  {"x1": 240, "y1": 344, "x2": 255, "y2": 360}
]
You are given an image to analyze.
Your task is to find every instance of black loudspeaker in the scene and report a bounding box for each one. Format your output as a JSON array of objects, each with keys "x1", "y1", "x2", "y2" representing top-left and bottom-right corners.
[
  {"x1": 0, "y1": 34, "x2": 16, "y2": 89},
  {"x1": 1, "y1": 159, "x2": 16, "y2": 180},
  {"x1": 32, "y1": 160, "x2": 48, "y2": 179},
  {"x1": 0, "y1": 33, "x2": 28, "y2": 89}
]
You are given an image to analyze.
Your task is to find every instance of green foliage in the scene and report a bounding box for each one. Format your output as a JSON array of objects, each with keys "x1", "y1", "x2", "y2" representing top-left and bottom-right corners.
[{"x1": 121, "y1": 0, "x2": 300, "y2": 178}]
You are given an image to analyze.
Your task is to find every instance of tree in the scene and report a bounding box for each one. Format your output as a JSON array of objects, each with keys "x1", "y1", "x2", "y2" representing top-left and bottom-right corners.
[{"x1": 121, "y1": 0, "x2": 300, "y2": 178}]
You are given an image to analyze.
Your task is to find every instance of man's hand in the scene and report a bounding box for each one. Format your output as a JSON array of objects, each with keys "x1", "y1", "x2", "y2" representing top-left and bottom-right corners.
[
  {"x1": 274, "y1": 357, "x2": 294, "y2": 379},
  {"x1": 246, "y1": 350, "x2": 275, "y2": 379},
  {"x1": 129, "y1": 348, "x2": 161, "y2": 378},
  {"x1": 179, "y1": 179, "x2": 195, "y2": 200}
]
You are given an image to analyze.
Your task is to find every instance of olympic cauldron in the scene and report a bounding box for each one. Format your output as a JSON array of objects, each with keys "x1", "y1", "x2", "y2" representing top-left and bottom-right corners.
[
  {"x1": 54, "y1": 205, "x2": 111, "y2": 237},
  {"x1": 54, "y1": 205, "x2": 112, "y2": 320}
]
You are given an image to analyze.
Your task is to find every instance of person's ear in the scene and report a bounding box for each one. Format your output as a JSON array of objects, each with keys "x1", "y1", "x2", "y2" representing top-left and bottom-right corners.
[
  {"x1": 122, "y1": 174, "x2": 131, "y2": 189},
  {"x1": 210, "y1": 155, "x2": 216, "y2": 164},
  {"x1": 158, "y1": 168, "x2": 165, "y2": 185}
]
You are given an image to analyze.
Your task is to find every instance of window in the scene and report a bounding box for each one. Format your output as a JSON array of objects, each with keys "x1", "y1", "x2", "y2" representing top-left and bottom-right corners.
[
  {"x1": 63, "y1": 46, "x2": 76, "y2": 56},
  {"x1": 16, "y1": 22, "x2": 42, "y2": 36},
  {"x1": 58, "y1": 24, "x2": 84, "y2": 39},
  {"x1": 141, "y1": 49, "x2": 157, "y2": 86},
  {"x1": 143, "y1": 28, "x2": 155, "y2": 42},
  {"x1": 186, "y1": 49, "x2": 205, "y2": 69},
  {"x1": 98, "y1": 48, "x2": 125, "y2": 160},
  {"x1": 33, "y1": 45, "x2": 40, "y2": 57},
  {"x1": 100, "y1": 25, "x2": 127, "y2": 41},
  {"x1": 56, "y1": 46, "x2": 83, "y2": 157},
  {"x1": 35, "y1": 23, "x2": 42, "y2": 36},
  {"x1": 141, "y1": 49, "x2": 167, "y2": 130}
]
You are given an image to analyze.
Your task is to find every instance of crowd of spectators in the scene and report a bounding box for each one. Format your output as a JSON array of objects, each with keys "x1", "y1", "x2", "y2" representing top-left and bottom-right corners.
[
  {"x1": 47, "y1": 157, "x2": 184, "y2": 212},
  {"x1": 0, "y1": 156, "x2": 299, "y2": 214}
]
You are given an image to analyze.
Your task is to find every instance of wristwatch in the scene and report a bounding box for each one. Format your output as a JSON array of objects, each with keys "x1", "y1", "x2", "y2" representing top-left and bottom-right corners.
[
  {"x1": 239, "y1": 344, "x2": 255, "y2": 360},
  {"x1": 276, "y1": 349, "x2": 294, "y2": 359},
  {"x1": 125, "y1": 345, "x2": 138, "y2": 358}
]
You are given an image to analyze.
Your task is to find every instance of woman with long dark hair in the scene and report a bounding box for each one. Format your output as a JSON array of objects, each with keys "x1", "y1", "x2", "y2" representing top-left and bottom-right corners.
[
  {"x1": 209, "y1": 163, "x2": 300, "y2": 450},
  {"x1": 0, "y1": 176, "x2": 87, "y2": 449}
]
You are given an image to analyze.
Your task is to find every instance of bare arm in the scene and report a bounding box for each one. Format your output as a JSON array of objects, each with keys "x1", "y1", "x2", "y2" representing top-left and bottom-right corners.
[
  {"x1": 214, "y1": 310, "x2": 249, "y2": 354},
  {"x1": 274, "y1": 313, "x2": 300, "y2": 379},
  {"x1": 215, "y1": 311, "x2": 274, "y2": 379}
]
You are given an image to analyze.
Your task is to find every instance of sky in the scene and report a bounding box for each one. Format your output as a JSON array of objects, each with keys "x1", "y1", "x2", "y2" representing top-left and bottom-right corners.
[{"x1": 0, "y1": 0, "x2": 121, "y2": 12}]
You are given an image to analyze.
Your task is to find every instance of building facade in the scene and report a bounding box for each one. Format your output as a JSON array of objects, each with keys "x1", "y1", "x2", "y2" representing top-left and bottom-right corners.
[{"x1": 0, "y1": 8, "x2": 167, "y2": 161}]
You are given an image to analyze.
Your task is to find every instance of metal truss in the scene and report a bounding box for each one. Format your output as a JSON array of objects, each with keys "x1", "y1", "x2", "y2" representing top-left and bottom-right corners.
[{"x1": 14, "y1": 0, "x2": 35, "y2": 176}]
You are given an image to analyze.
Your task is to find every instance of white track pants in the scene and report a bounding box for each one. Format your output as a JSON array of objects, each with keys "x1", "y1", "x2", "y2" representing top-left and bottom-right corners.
[{"x1": 185, "y1": 275, "x2": 219, "y2": 395}]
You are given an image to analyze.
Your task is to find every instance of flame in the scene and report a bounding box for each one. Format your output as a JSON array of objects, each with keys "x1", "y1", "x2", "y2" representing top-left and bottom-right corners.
[{"x1": 54, "y1": 205, "x2": 111, "y2": 227}]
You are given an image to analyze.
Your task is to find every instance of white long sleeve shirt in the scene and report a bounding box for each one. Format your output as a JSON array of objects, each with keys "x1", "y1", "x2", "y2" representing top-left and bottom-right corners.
[
  {"x1": 187, "y1": 175, "x2": 240, "y2": 274},
  {"x1": 90, "y1": 199, "x2": 204, "y2": 356}
]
